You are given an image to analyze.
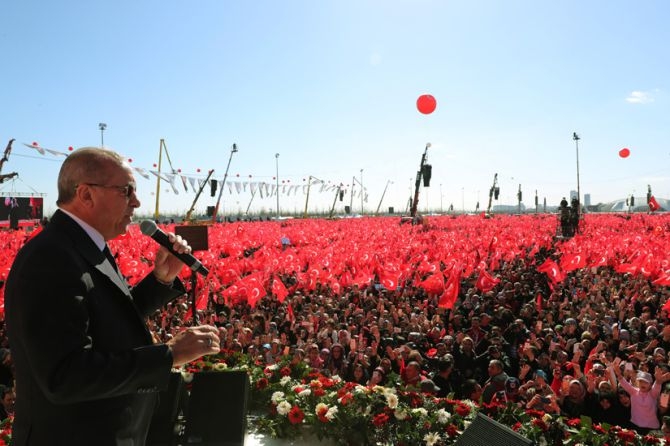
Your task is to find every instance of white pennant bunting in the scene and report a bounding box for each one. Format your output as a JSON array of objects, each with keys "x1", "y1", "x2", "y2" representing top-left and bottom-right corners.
[
  {"x1": 134, "y1": 167, "x2": 150, "y2": 180},
  {"x1": 150, "y1": 170, "x2": 171, "y2": 182}
]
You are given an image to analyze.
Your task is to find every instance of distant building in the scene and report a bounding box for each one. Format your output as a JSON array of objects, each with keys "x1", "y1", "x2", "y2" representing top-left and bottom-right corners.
[
  {"x1": 584, "y1": 194, "x2": 591, "y2": 207},
  {"x1": 603, "y1": 197, "x2": 668, "y2": 212},
  {"x1": 570, "y1": 190, "x2": 578, "y2": 200}
]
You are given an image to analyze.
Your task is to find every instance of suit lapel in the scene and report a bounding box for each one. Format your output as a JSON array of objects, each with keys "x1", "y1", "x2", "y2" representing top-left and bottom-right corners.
[{"x1": 50, "y1": 211, "x2": 132, "y2": 296}]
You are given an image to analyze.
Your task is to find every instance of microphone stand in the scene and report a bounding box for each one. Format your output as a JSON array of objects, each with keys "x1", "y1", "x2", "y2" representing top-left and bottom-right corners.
[{"x1": 190, "y1": 273, "x2": 199, "y2": 325}]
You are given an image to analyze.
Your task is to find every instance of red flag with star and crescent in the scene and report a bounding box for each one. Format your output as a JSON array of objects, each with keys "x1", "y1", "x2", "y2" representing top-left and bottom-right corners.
[
  {"x1": 272, "y1": 277, "x2": 289, "y2": 303},
  {"x1": 537, "y1": 258, "x2": 565, "y2": 285},
  {"x1": 439, "y1": 268, "x2": 460, "y2": 309},
  {"x1": 475, "y1": 269, "x2": 500, "y2": 293},
  {"x1": 560, "y1": 253, "x2": 587, "y2": 272}
]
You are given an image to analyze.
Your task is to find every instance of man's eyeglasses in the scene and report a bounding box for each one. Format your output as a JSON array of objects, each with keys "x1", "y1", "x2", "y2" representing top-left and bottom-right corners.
[{"x1": 78, "y1": 183, "x2": 136, "y2": 198}]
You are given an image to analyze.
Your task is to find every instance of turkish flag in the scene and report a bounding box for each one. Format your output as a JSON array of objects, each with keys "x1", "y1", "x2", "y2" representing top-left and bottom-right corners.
[
  {"x1": 287, "y1": 303, "x2": 295, "y2": 322},
  {"x1": 649, "y1": 196, "x2": 661, "y2": 212},
  {"x1": 615, "y1": 263, "x2": 637, "y2": 275},
  {"x1": 653, "y1": 272, "x2": 670, "y2": 287},
  {"x1": 560, "y1": 253, "x2": 586, "y2": 272},
  {"x1": 272, "y1": 277, "x2": 289, "y2": 303},
  {"x1": 379, "y1": 266, "x2": 401, "y2": 290},
  {"x1": 243, "y1": 272, "x2": 267, "y2": 308},
  {"x1": 439, "y1": 269, "x2": 460, "y2": 309},
  {"x1": 419, "y1": 272, "x2": 445, "y2": 295},
  {"x1": 537, "y1": 258, "x2": 565, "y2": 284},
  {"x1": 475, "y1": 269, "x2": 500, "y2": 293}
]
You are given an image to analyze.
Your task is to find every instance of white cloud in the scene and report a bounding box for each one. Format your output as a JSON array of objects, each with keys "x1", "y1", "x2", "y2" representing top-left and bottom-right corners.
[{"x1": 625, "y1": 90, "x2": 654, "y2": 104}]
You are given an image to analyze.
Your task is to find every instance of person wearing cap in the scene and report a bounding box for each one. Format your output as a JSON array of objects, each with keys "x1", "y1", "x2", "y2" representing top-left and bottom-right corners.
[
  {"x1": 420, "y1": 379, "x2": 441, "y2": 395},
  {"x1": 494, "y1": 377, "x2": 522, "y2": 406},
  {"x1": 611, "y1": 357, "x2": 670, "y2": 432}
]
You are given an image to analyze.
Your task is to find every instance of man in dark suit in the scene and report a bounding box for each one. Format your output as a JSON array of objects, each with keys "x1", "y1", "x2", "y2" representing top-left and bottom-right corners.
[{"x1": 5, "y1": 147, "x2": 220, "y2": 445}]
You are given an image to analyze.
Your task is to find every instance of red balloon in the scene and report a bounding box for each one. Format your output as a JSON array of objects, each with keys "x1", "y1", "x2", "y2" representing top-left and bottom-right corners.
[
  {"x1": 177, "y1": 169, "x2": 182, "y2": 173},
  {"x1": 68, "y1": 146, "x2": 74, "y2": 151},
  {"x1": 417, "y1": 94, "x2": 437, "y2": 114},
  {"x1": 619, "y1": 148, "x2": 630, "y2": 158},
  {"x1": 127, "y1": 158, "x2": 132, "y2": 163},
  {"x1": 197, "y1": 168, "x2": 201, "y2": 173},
  {"x1": 153, "y1": 163, "x2": 157, "y2": 168},
  {"x1": 32, "y1": 142, "x2": 38, "y2": 146}
]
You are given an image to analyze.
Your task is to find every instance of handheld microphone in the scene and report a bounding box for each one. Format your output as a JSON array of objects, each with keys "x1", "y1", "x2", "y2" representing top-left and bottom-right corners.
[{"x1": 139, "y1": 220, "x2": 209, "y2": 276}]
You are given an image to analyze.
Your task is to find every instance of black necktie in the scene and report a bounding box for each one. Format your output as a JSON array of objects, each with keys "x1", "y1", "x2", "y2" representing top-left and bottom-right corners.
[{"x1": 103, "y1": 245, "x2": 119, "y2": 272}]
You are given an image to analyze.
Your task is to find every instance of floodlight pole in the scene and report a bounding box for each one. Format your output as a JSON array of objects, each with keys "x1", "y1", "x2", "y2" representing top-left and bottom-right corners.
[
  {"x1": 211, "y1": 144, "x2": 238, "y2": 223},
  {"x1": 99, "y1": 123, "x2": 106, "y2": 147},
  {"x1": 573, "y1": 132, "x2": 581, "y2": 210},
  {"x1": 410, "y1": 143, "x2": 431, "y2": 218},
  {"x1": 376, "y1": 180, "x2": 392, "y2": 215}
]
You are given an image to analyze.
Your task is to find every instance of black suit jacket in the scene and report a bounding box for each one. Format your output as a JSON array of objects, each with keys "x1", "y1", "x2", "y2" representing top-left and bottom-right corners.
[{"x1": 5, "y1": 210, "x2": 185, "y2": 445}]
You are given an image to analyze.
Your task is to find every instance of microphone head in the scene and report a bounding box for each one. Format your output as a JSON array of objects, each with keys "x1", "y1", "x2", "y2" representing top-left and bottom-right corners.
[{"x1": 140, "y1": 220, "x2": 158, "y2": 236}]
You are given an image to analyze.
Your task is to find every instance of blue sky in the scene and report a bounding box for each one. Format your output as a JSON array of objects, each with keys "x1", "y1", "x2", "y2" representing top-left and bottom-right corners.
[{"x1": 1, "y1": 0, "x2": 668, "y2": 217}]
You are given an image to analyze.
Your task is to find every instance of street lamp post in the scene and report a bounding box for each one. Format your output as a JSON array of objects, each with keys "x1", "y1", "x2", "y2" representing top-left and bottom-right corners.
[
  {"x1": 360, "y1": 169, "x2": 364, "y2": 215},
  {"x1": 275, "y1": 153, "x2": 280, "y2": 219},
  {"x1": 461, "y1": 187, "x2": 464, "y2": 213},
  {"x1": 573, "y1": 132, "x2": 581, "y2": 207},
  {"x1": 99, "y1": 123, "x2": 107, "y2": 147},
  {"x1": 440, "y1": 183, "x2": 443, "y2": 213}
]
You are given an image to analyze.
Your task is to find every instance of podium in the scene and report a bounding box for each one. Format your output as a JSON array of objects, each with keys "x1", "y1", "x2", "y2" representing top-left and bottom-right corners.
[
  {"x1": 184, "y1": 371, "x2": 250, "y2": 446},
  {"x1": 146, "y1": 371, "x2": 249, "y2": 446}
]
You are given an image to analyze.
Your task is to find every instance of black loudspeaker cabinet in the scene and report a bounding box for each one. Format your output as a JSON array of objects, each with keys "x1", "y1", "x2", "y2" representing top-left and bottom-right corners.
[
  {"x1": 388, "y1": 206, "x2": 394, "y2": 214},
  {"x1": 454, "y1": 412, "x2": 534, "y2": 446},
  {"x1": 146, "y1": 372, "x2": 186, "y2": 446},
  {"x1": 184, "y1": 371, "x2": 249, "y2": 446},
  {"x1": 344, "y1": 205, "x2": 351, "y2": 214}
]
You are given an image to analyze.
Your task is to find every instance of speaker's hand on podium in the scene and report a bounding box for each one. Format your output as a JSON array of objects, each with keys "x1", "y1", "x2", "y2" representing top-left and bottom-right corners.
[{"x1": 167, "y1": 325, "x2": 220, "y2": 367}]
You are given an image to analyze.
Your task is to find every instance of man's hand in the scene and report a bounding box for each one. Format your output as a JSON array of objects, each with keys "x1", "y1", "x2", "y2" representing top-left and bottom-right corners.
[
  {"x1": 153, "y1": 232, "x2": 192, "y2": 283},
  {"x1": 167, "y1": 325, "x2": 221, "y2": 367}
]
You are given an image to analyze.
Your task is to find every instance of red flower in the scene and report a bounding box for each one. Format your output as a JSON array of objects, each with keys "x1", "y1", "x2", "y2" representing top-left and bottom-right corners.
[
  {"x1": 256, "y1": 378, "x2": 269, "y2": 390},
  {"x1": 372, "y1": 412, "x2": 390, "y2": 427},
  {"x1": 319, "y1": 377, "x2": 336, "y2": 388},
  {"x1": 445, "y1": 424, "x2": 459, "y2": 437},
  {"x1": 531, "y1": 418, "x2": 548, "y2": 431},
  {"x1": 316, "y1": 406, "x2": 329, "y2": 423},
  {"x1": 643, "y1": 434, "x2": 661, "y2": 444},
  {"x1": 616, "y1": 429, "x2": 637, "y2": 442},
  {"x1": 455, "y1": 402, "x2": 471, "y2": 417},
  {"x1": 566, "y1": 418, "x2": 582, "y2": 428},
  {"x1": 280, "y1": 366, "x2": 291, "y2": 377},
  {"x1": 288, "y1": 405, "x2": 305, "y2": 425},
  {"x1": 339, "y1": 393, "x2": 353, "y2": 406},
  {"x1": 594, "y1": 424, "x2": 606, "y2": 434},
  {"x1": 511, "y1": 421, "x2": 522, "y2": 432},
  {"x1": 616, "y1": 429, "x2": 634, "y2": 441},
  {"x1": 313, "y1": 388, "x2": 326, "y2": 397}
]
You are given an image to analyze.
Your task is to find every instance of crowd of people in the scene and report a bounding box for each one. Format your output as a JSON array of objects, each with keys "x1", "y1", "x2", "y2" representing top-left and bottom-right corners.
[
  {"x1": 130, "y1": 237, "x2": 670, "y2": 435},
  {"x1": 1, "y1": 218, "x2": 670, "y2": 439},
  {"x1": 3, "y1": 236, "x2": 670, "y2": 435}
]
